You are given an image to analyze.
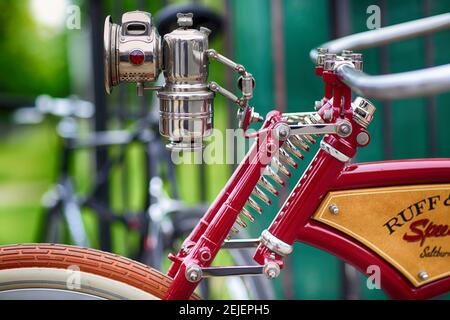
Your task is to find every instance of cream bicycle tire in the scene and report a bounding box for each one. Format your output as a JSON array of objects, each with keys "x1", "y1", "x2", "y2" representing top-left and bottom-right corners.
[{"x1": 0, "y1": 244, "x2": 197, "y2": 300}]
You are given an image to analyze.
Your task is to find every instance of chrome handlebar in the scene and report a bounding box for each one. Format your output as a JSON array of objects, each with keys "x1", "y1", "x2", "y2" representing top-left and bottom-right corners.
[
  {"x1": 336, "y1": 63, "x2": 450, "y2": 100},
  {"x1": 310, "y1": 13, "x2": 450, "y2": 100}
]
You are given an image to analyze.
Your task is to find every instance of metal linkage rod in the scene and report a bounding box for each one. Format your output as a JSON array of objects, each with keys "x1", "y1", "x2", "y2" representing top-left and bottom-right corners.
[{"x1": 201, "y1": 266, "x2": 264, "y2": 277}]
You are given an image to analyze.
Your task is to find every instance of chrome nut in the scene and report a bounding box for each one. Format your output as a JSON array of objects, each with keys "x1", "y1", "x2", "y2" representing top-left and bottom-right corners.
[
  {"x1": 263, "y1": 261, "x2": 280, "y2": 279},
  {"x1": 341, "y1": 49, "x2": 353, "y2": 57},
  {"x1": 337, "y1": 120, "x2": 352, "y2": 137},
  {"x1": 356, "y1": 131, "x2": 370, "y2": 146},
  {"x1": 185, "y1": 264, "x2": 203, "y2": 283},
  {"x1": 316, "y1": 48, "x2": 329, "y2": 66},
  {"x1": 352, "y1": 53, "x2": 363, "y2": 71},
  {"x1": 352, "y1": 97, "x2": 376, "y2": 129},
  {"x1": 273, "y1": 123, "x2": 291, "y2": 141}
]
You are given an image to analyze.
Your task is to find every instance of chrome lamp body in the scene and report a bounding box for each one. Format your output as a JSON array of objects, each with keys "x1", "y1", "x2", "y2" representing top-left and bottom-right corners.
[
  {"x1": 158, "y1": 15, "x2": 214, "y2": 151},
  {"x1": 104, "y1": 11, "x2": 255, "y2": 151}
]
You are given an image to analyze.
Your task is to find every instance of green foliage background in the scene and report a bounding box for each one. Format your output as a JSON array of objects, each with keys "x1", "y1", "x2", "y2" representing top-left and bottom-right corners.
[
  {"x1": 0, "y1": 0, "x2": 68, "y2": 245},
  {"x1": 0, "y1": 1, "x2": 70, "y2": 97}
]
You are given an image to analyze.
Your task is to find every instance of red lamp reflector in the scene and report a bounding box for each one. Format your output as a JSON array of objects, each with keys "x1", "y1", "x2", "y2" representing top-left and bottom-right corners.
[{"x1": 129, "y1": 50, "x2": 145, "y2": 65}]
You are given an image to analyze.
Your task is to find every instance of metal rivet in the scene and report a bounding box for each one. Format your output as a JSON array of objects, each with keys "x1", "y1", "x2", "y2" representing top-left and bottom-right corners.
[
  {"x1": 356, "y1": 132, "x2": 370, "y2": 146},
  {"x1": 265, "y1": 142, "x2": 278, "y2": 154},
  {"x1": 341, "y1": 125, "x2": 350, "y2": 134},
  {"x1": 274, "y1": 123, "x2": 291, "y2": 141},
  {"x1": 199, "y1": 248, "x2": 212, "y2": 262},
  {"x1": 329, "y1": 204, "x2": 339, "y2": 215},
  {"x1": 337, "y1": 122, "x2": 352, "y2": 137},
  {"x1": 418, "y1": 271, "x2": 429, "y2": 281}
]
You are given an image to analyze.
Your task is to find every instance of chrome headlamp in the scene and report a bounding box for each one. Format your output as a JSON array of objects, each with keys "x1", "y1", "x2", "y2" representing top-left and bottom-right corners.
[
  {"x1": 104, "y1": 11, "x2": 257, "y2": 151},
  {"x1": 104, "y1": 11, "x2": 161, "y2": 94}
]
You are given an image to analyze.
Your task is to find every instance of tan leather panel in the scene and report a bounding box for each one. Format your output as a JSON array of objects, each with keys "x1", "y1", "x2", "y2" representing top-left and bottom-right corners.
[{"x1": 313, "y1": 184, "x2": 450, "y2": 287}]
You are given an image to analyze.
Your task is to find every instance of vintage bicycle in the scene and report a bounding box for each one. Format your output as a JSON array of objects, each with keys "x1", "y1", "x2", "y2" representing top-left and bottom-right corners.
[{"x1": 0, "y1": 11, "x2": 449, "y2": 300}]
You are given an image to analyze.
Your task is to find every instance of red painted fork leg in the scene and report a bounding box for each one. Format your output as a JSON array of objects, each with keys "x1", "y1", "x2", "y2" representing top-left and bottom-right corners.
[
  {"x1": 165, "y1": 113, "x2": 285, "y2": 299},
  {"x1": 254, "y1": 133, "x2": 358, "y2": 264},
  {"x1": 167, "y1": 112, "x2": 283, "y2": 278}
]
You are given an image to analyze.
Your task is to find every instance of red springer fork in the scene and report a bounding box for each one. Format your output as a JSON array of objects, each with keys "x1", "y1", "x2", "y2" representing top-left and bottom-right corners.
[{"x1": 165, "y1": 111, "x2": 289, "y2": 299}]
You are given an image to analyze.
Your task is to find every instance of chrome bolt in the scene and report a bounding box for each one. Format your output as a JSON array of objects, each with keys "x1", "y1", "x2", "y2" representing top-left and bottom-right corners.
[
  {"x1": 340, "y1": 124, "x2": 351, "y2": 135},
  {"x1": 316, "y1": 48, "x2": 329, "y2": 66},
  {"x1": 352, "y1": 53, "x2": 363, "y2": 71},
  {"x1": 337, "y1": 122, "x2": 352, "y2": 137},
  {"x1": 342, "y1": 49, "x2": 353, "y2": 55},
  {"x1": 209, "y1": 82, "x2": 219, "y2": 91},
  {"x1": 316, "y1": 48, "x2": 328, "y2": 66},
  {"x1": 352, "y1": 97, "x2": 376, "y2": 129},
  {"x1": 324, "y1": 60, "x2": 335, "y2": 71},
  {"x1": 418, "y1": 271, "x2": 429, "y2": 281},
  {"x1": 322, "y1": 108, "x2": 333, "y2": 120},
  {"x1": 251, "y1": 111, "x2": 264, "y2": 123},
  {"x1": 185, "y1": 264, "x2": 203, "y2": 283},
  {"x1": 316, "y1": 56, "x2": 325, "y2": 66},
  {"x1": 207, "y1": 49, "x2": 217, "y2": 58},
  {"x1": 236, "y1": 65, "x2": 245, "y2": 73},
  {"x1": 263, "y1": 261, "x2": 280, "y2": 279},
  {"x1": 353, "y1": 60, "x2": 363, "y2": 71},
  {"x1": 323, "y1": 54, "x2": 336, "y2": 71},
  {"x1": 341, "y1": 50, "x2": 354, "y2": 61},
  {"x1": 314, "y1": 100, "x2": 323, "y2": 111},
  {"x1": 356, "y1": 132, "x2": 370, "y2": 146},
  {"x1": 329, "y1": 204, "x2": 339, "y2": 215},
  {"x1": 325, "y1": 53, "x2": 336, "y2": 60},
  {"x1": 274, "y1": 123, "x2": 291, "y2": 141}
]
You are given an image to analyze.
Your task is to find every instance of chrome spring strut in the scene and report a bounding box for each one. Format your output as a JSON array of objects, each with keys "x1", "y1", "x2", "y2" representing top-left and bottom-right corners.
[{"x1": 228, "y1": 113, "x2": 322, "y2": 238}]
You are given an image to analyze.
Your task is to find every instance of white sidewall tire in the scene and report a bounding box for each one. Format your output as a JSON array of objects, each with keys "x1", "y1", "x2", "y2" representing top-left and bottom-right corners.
[{"x1": 0, "y1": 267, "x2": 160, "y2": 300}]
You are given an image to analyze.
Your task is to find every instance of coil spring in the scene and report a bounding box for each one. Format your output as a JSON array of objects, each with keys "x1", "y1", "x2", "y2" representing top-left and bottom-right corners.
[{"x1": 228, "y1": 113, "x2": 322, "y2": 238}]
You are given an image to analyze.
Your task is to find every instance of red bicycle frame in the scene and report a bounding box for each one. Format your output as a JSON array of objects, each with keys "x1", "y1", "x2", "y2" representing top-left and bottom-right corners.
[{"x1": 164, "y1": 64, "x2": 450, "y2": 300}]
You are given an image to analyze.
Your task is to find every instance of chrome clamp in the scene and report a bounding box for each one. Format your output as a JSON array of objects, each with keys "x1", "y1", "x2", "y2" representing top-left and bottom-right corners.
[
  {"x1": 320, "y1": 140, "x2": 351, "y2": 162},
  {"x1": 260, "y1": 229, "x2": 293, "y2": 257}
]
